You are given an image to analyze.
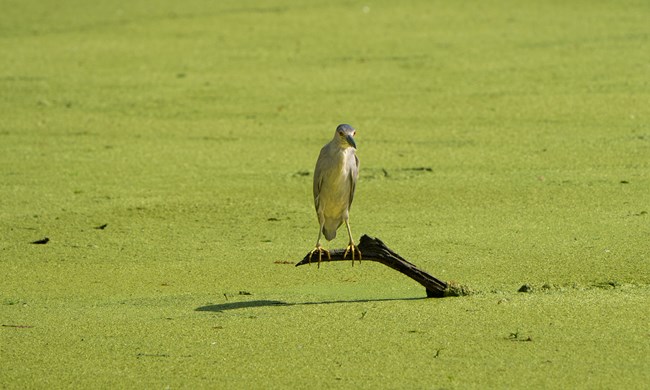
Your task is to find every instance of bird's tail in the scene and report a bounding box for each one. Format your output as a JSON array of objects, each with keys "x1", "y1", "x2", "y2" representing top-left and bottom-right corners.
[{"x1": 322, "y1": 221, "x2": 341, "y2": 241}]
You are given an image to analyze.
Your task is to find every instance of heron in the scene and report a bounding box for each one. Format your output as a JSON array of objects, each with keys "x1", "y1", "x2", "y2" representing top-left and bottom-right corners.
[{"x1": 309, "y1": 124, "x2": 362, "y2": 267}]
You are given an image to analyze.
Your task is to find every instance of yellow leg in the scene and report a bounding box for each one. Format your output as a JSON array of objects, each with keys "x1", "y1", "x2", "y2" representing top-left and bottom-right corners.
[
  {"x1": 308, "y1": 224, "x2": 330, "y2": 268},
  {"x1": 308, "y1": 244, "x2": 331, "y2": 268},
  {"x1": 343, "y1": 220, "x2": 362, "y2": 265}
]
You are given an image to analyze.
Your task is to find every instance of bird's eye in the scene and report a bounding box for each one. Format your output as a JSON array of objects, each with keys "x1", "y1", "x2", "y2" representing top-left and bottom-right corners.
[
  {"x1": 353, "y1": 131, "x2": 356, "y2": 136},
  {"x1": 338, "y1": 131, "x2": 344, "y2": 136}
]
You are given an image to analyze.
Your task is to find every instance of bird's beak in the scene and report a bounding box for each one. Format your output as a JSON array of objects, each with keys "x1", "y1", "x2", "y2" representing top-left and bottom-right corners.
[{"x1": 345, "y1": 134, "x2": 357, "y2": 149}]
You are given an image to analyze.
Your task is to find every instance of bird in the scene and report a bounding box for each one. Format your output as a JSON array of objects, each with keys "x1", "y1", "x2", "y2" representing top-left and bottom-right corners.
[{"x1": 309, "y1": 124, "x2": 362, "y2": 267}]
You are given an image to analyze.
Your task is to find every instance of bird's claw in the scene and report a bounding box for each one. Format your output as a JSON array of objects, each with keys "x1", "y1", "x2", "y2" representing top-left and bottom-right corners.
[
  {"x1": 344, "y1": 243, "x2": 362, "y2": 266},
  {"x1": 308, "y1": 245, "x2": 330, "y2": 268}
]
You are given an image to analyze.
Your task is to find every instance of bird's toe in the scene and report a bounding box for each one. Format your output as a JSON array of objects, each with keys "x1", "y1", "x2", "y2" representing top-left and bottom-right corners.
[
  {"x1": 308, "y1": 245, "x2": 330, "y2": 268},
  {"x1": 344, "y1": 243, "x2": 362, "y2": 265}
]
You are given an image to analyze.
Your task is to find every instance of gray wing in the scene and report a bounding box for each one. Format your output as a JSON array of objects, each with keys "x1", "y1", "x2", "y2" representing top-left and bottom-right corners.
[
  {"x1": 313, "y1": 148, "x2": 327, "y2": 211},
  {"x1": 348, "y1": 153, "x2": 359, "y2": 208}
]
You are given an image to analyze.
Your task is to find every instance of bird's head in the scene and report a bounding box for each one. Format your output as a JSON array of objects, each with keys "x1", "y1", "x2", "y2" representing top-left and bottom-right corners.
[{"x1": 334, "y1": 124, "x2": 357, "y2": 149}]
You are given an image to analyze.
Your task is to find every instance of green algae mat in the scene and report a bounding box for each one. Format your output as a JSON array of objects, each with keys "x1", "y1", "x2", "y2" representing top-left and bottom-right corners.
[{"x1": 1, "y1": 0, "x2": 649, "y2": 388}]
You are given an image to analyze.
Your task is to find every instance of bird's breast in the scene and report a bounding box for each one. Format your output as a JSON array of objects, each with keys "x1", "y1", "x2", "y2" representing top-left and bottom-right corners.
[{"x1": 317, "y1": 149, "x2": 356, "y2": 215}]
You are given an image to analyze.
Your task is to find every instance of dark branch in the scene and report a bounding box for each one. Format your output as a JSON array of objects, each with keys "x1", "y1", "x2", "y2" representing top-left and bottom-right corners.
[{"x1": 296, "y1": 235, "x2": 468, "y2": 298}]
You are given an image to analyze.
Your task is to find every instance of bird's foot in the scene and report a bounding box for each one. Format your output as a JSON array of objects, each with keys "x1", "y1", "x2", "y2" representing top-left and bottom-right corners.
[
  {"x1": 343, "y1": 242, "x2": 362, "y2": 266},
  {"x1": 308, "y1": 245, "x2": 330, "y2": 268}
]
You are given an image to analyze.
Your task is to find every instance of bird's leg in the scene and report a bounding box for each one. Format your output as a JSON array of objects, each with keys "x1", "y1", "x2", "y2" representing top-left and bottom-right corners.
[
  {"x1": 308, "y1": 243, "x2": 330, "y2": 269},
  {"x1": 308, "y1": 223, "x2": 330, "y2": 268},
  {"x1": 343, "y1": 219, "x2": 362, "y2": 265}
]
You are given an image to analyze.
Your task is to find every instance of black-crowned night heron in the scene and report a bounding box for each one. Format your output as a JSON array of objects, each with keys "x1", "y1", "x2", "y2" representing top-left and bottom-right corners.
[{"x1": 309, "y1": 124, "x2": 362, "y2": 266}]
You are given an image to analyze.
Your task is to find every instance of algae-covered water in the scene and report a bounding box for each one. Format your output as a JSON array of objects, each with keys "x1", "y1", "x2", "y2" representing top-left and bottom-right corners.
[{"x1": 1, "y1": 0, "x2": 649, "y2": 388}]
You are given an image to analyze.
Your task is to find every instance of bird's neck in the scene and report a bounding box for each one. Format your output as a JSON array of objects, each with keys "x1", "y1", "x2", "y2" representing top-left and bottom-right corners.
[{"x1": 328, "y1": 139, "x2": 353, "y2": 153}]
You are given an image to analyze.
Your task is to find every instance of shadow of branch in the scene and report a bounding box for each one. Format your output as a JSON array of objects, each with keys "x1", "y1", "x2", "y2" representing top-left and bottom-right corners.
[
  {"x1": 196, "y1": 300, "x2": 288, "y2": 312},
  {"x1": 195, "y1": 297, "x2": 426, "y2": 312}
]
